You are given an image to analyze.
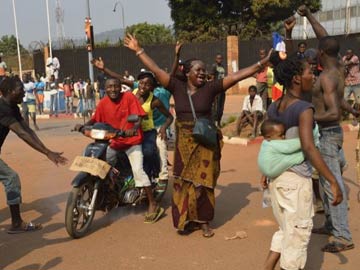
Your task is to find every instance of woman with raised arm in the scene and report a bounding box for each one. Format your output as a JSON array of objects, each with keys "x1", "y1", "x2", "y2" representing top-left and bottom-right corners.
[
  {"x1": 124, "y1": 34, "x2": 271, "y2": 237},
  {"x1": 261, "y1": 55, "x2": 343, "y2": 270}
]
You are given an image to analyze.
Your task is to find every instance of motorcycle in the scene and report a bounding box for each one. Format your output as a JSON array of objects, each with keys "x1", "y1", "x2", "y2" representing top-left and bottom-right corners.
[{"x1": 65, "y1": 115, "x2": 164, "y2": 238}]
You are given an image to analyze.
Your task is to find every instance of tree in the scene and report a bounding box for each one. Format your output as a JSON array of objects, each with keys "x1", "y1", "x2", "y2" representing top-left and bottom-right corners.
[
  {"x1": 0, "y1": 35, "x2": 28, "y2": 55},
  {"x1": 167, "y1": 0, "x2": 321, "y2": 41},
  {"x1": 95, "y1": 39, "x2": 111, "y2": 48},
  {"x1": 125, "y1": 23, "x2": 174, "y2": 45}
]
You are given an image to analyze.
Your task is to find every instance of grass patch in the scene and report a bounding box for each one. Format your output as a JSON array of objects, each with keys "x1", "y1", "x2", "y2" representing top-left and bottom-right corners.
[{"x1": 221, "y1": 115, "x2": 237, "y2": 127}]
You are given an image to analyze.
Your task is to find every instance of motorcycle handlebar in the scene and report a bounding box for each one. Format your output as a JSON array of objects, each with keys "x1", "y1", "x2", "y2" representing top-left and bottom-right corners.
[{"x1": 71, "y1": 125, "x2": 135, "y2": 138}]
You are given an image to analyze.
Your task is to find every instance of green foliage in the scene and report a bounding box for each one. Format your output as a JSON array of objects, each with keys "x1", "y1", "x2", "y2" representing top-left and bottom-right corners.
[
  {"x1": 225, "y1": 115, "x2": 237, "y2": 125},
  {"x1": 126, "y1": 23, "x2": 174, "y2": 45},
  {"x1": 0, "y1": 35, "x2": 28, "y2": 55},
  {"x1": 167, "y1": 0, "x2": 321, "y2": 41},
  {"x1": 95, "y1": 39, "x2": 111, "y2": 48}
]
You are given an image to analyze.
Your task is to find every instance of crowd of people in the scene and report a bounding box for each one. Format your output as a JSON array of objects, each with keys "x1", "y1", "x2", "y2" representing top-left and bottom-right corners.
[{"x1": 0, "y1": 4, "x2": 358, "y2": 270}]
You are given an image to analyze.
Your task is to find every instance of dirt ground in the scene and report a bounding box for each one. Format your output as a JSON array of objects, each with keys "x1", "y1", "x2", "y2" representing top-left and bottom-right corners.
[{"x1": 0, "y1": 95, "x2": 359, "y2": 270}]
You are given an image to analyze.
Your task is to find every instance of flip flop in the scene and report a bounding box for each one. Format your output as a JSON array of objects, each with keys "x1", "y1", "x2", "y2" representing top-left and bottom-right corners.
[
  {"x1": 312, "y1": 227, "x2": 332, "y2": 235},
  {"x1": 7, "y1": 221, "x2": 42, "y2": 234},
  {"x1": 177, "y1": 222, "x2": 201, "y2": 236},
  {"x1": 201, "y1": 223, "x2": 214, "y2": 238},
  {"x1": 322, "y1": 241, "x2": 355, "y2": 253},
  {"x1": 144, "y1": 206, "x2": 165, "y2": 224}
]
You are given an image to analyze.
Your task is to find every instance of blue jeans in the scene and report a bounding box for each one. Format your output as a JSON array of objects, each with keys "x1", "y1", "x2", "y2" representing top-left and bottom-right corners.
[
  {"x1": 318, "y1": 126, "x2": 352, "y2": 242},
  {"x1": 50, "y1": 93, "x2": 58, "y2": 116},
  {"x1": 142, "y1": 129, "x2": 159, "y2": 179},
  {"x1": 0, "y1": 159, "x2": 21, "y2": 205},
  {"x1": 344, "y1": 83, "x2": 360, "y2": 103}
]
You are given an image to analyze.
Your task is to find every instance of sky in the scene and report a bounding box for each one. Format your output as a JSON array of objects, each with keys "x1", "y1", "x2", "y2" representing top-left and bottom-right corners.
[{"x1": 0, "y1": 0, "x2": 173, "y2": 48}]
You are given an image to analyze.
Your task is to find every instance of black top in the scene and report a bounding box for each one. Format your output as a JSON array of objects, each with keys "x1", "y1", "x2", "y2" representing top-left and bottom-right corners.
[
  {"x1": 211, "y1": 63, "x2": 226, "y2": 80},
  {"x1": 97, "y1": 73, "x2": 107, "y2": 90},
  {"x1": 267, "y1": 100, "x2": 314, "y2": 131},
  {"x1": 0, "y1": 98, "x2": 22, "y2": 152},
  {"x1": 167, "y1": 76, "x2": 224, "y2": 121}
]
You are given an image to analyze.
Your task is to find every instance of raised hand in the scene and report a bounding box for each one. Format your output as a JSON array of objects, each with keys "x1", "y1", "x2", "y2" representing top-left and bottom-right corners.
[
  {"x1": 175, "y1": 41, "x2": 183, "y2": 56},
  {"x1": 297, "y1": 5, "x2": 310, "y2": 17},
  {"x1": 124, "y1": 34, "x2": 141, "y2": 52},
  {"x1": 91, "y1": 57, "x2": 104, "y2": 70},
  {"x1": 284, "y1": 16, "x2": 296, "y2": 31}
]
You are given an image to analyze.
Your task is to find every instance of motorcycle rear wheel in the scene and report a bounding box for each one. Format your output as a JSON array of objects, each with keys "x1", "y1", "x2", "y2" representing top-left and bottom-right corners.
[{"x1": 65, "y1": 182, "x2": 96, "y2": 238}]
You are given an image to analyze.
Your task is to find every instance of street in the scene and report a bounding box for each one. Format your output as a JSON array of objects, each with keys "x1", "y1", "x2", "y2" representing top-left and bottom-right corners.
[{"x1": 0, "y1": 111, "x2": 359, "y2": 269}]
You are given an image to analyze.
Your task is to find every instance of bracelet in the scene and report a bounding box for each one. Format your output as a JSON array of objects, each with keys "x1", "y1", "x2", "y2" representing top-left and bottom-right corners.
[
  {"x1": 136, "y1": 48, "x2": 145, "y2": 56},
  {"x1": 257, "y1": 61, "x2": 263, "y2": 69}
]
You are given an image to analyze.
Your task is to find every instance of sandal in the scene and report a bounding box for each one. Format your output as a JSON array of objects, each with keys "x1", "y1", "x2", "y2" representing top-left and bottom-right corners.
[
  {"x1": 7, "y1": 221, "x2": 42, "y2": 234},
  {"x1": 177, "y1": 222, "x2": 201, "y2": 236},
  {"x1": 144, "y1": 206, "x2": 164, "y2": 224},
  {"x1": 312, "y1": 227, "x2": 332, "y2": 235},
  {"x1": 322, "y1": 241, "x2": 355, "y2": 253},
  {"x1": 201, "y1": 223, "x2": 214, "y2": 238}
]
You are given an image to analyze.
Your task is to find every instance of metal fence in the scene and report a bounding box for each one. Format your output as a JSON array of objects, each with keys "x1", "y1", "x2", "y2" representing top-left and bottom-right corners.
[
  {"x1": 33, "y1": 33, "x2": 360, "y2": 80},
  {"x1": 33, "y1": 41, "x2": 227, "y2": 80},
  {"x1": 238, "y1": 33, "x2": 360, "y2": 68}
]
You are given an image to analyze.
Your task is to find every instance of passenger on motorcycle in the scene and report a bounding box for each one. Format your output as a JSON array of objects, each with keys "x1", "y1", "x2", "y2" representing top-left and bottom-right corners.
[
  {"x1": 133, "y1": 72, "x2": 173, "y2": 181},
  {"x1": 90, "y1": 59, "x2": 174, "y2": 196},
  {"x1": 74, "y1": 78, "x2": 164, "y2": 223}
]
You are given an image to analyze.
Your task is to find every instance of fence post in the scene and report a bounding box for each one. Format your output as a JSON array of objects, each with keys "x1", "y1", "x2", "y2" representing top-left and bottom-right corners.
[{"x1": 226, "y1": 35, "x2": 239, "y2": 94}]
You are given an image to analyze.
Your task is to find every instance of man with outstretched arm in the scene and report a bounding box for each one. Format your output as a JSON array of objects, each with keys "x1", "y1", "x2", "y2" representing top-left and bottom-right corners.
[{"x1": 0, "y1": 76, "x2": 67, "y2": 234}]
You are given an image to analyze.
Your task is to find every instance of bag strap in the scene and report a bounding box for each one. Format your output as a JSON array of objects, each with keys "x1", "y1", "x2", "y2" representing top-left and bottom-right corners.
[{"x1": 187, "y1": 90, "x2": 197, "y2": 120}]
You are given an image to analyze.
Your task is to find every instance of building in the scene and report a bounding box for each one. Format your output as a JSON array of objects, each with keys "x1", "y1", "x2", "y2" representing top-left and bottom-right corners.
[{"x1": 292, "y1": 0, "x2": 360, "y2": 39}]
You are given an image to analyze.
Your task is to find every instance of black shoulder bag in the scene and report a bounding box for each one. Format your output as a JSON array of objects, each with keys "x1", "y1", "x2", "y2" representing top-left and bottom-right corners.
[{"x1": 187, "y1": 90, "x2": 218, "y2": 149}]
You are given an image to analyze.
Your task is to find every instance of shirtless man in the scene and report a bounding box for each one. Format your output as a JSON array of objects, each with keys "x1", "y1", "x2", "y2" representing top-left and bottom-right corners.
[{"x1": 298, "y1": 5, "x2": 354, "y2": 253}]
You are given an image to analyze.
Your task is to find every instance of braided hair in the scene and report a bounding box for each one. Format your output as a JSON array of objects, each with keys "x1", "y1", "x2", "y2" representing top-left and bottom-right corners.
[
  {"x1": 0, "y1": 75, "x2": 22, "y2": 96},
  {"x1": 182, "y1": 58, "x2": 200, "y2": 78},
  {"x1": 272, "y1": 54, "x2": 307, "y2": 111},
  {"x1": 137, "y1": 71, "x2": 158, "y2": 88}
]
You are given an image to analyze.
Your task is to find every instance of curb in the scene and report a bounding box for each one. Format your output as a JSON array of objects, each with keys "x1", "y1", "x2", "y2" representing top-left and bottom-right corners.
[
  {"x1": 223, "y1": 136, "x2": 263, "y2": 146},
  {"x1": 36, "y1": 113, "x2": 85, "y2": 120},
  {"x1": 223, "y1": 124, "x2": 360, "y2": 146}
]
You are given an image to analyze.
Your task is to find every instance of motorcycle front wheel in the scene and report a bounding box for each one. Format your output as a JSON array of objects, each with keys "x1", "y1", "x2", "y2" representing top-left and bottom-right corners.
[{"x1": 65, "y1": 181, "x2": 96, "y2": 238}]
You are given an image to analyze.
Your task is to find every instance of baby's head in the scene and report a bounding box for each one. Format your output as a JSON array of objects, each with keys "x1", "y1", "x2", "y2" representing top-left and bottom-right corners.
[{"x1": 260, "y1": 119, "x2": 285, "y2": 140}]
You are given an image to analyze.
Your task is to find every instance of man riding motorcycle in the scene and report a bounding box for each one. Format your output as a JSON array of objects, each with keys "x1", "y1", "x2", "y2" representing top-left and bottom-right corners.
[{"x1": 74, "y1": 77, "x2": 164, "y2": 223}]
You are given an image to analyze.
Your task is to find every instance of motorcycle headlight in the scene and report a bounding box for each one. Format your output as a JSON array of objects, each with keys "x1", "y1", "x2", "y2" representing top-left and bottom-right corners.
[{"x1": 90, "y1": 129, "x2": 117, "y2": 140}]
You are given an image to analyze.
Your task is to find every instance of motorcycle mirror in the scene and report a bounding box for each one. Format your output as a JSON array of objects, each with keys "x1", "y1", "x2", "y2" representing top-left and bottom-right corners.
[{"x1": 127, "y1": 115, "x2": 139, "y2": 123}]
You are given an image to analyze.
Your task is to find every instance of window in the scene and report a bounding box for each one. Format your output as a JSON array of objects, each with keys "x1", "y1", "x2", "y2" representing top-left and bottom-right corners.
[
  {"x1": 341, "y1": 8, "x2": 346, "y2": 19},
  {"x1": 350, "y1": 6, "x2": 358, "y2": 17},
  {"x1": 334, "y1": 10, "x2": 341, "y2": 20},
  {"x1": 319, "y1": 11, "x2": 327, "y2": 22},
  {"x1": 326, "y1": 10, "x2": 334, "y2": 20}
]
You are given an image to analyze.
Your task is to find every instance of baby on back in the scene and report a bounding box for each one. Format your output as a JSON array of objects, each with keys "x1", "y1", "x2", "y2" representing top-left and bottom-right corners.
[{"x1": 257, "y1": 119, "x2": 307, "y2": 178}]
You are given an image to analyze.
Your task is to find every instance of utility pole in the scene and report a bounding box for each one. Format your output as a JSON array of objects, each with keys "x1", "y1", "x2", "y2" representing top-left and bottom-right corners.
[
  {"x1": 45, "y1": 0, "x2": 53, "y2": 59},
  {"x1": 85, "y1": 0, "x2": 94, "y2": 83},
  {"x1": 11, "y1": 0, "x2": 22, "y2": 78}
]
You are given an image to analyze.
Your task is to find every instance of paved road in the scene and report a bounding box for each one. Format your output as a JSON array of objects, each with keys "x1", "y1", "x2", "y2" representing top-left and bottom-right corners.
[{"x1": 0, "y1": 107, "x2": 359, "y2": 269}]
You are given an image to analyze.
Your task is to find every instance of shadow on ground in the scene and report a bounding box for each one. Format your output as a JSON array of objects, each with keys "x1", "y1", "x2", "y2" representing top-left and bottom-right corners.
[
  {"x1": 0, "y1": 193, "x2": 70, "y2": 269},
  {"x1": 213, "y1": 182, "x2": 258, "y2": 228}
]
